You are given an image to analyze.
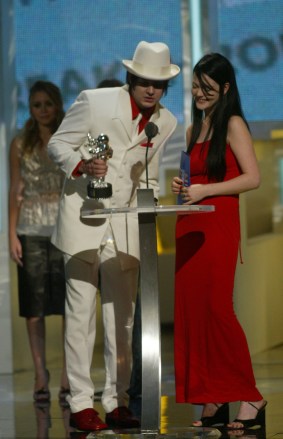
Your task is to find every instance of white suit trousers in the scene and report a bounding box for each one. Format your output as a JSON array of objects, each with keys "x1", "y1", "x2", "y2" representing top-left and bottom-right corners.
[{"x1": 64, "y1": 242, "x2": 139, "y2": 413}]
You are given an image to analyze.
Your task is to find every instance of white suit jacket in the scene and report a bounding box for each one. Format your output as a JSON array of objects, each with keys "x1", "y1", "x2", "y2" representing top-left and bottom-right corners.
[{"x1": 48, "y1": 85, "x2": 177, "y2": 268}]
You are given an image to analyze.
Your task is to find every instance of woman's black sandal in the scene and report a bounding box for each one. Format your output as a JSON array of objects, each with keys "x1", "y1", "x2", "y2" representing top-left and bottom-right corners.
[
  {"x1": 228, "y1": 401, "x2": 267, "y2": 430},
  {"x1": 192, "y1": 403, "x2": 230, "y2": 427},
  {"x1": 33, "y1": 370, "x2": 50, "y2": 402}
]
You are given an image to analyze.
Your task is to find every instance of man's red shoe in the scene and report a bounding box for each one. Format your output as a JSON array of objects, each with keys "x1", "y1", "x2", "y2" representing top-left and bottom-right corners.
[
  {"x1": 105, "y1": 406, "x2": 140, "y2": 428},
  {"x1": 70, "y1": 408, "x2": 108, "y2": 431}
]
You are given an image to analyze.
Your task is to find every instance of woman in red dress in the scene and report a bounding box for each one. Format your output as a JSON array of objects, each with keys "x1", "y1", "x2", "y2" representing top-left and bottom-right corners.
[{"x1": 171, "y1": 53, "x2": 266, "y2": 430}]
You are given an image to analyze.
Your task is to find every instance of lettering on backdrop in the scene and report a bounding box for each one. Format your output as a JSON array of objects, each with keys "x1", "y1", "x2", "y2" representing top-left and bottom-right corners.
[
  {"x1": 221, "y1": 33, "x2": 283, "y2": 71},
  {"x1": 19, "y1": 0, "x2": 57, "y2": 4},
  {"x1": 17, "y1": 61, "x2": 122, "y2": 115}
]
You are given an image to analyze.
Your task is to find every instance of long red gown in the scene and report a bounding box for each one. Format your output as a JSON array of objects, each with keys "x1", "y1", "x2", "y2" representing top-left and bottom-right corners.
[{"x1": 174, "y1": 141, "x2": 262, "y2": 403}]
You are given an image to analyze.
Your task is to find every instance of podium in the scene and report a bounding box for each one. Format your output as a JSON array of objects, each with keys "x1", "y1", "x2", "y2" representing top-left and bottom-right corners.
[{"x1": 81, "y1": 189, "x2": 215, "y2": 432}]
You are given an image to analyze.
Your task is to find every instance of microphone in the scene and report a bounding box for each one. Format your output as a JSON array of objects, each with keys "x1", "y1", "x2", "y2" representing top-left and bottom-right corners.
[
  {"x1": 144, "y1": 122, "x2": 158, "y2": 188},
  {"x1": 145, "y1": 122, "x2": 159, "y2": 141}
]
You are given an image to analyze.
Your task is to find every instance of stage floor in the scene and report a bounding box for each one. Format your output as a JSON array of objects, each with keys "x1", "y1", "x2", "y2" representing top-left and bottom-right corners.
[{"x1": 1, "y1": 327, "x2": 283, "y2": 439}]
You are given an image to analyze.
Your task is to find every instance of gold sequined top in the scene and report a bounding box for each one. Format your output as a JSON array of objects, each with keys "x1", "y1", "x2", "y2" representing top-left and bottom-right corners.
[{"x1": 17, "y1": 141, "x2": 64, "y2": 237}]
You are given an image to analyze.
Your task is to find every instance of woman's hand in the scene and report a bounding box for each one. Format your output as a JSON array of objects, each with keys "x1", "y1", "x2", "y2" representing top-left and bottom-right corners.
[
  {"x1": 171, "y1": 176, "x2": 184, "y2": 194},
  {"x1": 180, "y1": 184, "x2": 206, "y2": 204},
  {"x1": 171, "y1": 176, "x2": 206, "y2": 204},
  {"x1": 9, "y1": 234, "x2": 23, "y2": 266}
]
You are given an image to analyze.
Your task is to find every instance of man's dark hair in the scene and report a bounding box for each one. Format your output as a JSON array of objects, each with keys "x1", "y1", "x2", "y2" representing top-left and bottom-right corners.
[
  {"x1": 97, "y1": 78, "x2": 124, "y2": 88},
  {"x1": 126, "y1": 72, "x2": 169, "y2": 95}
]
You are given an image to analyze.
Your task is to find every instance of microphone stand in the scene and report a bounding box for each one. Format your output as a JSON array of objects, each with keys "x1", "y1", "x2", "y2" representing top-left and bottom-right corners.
[
  {"x1": 145, "y1": 136, "x2": 152, "y2": 189},
  {"x1": 144, "y1": 122, "x2": 158, "y2": 189}
]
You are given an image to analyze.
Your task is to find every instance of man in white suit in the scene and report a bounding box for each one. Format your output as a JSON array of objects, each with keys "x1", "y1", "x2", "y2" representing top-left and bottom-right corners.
[{"x1": 48, "y1": 41, "x2": 180, "y2": 432}]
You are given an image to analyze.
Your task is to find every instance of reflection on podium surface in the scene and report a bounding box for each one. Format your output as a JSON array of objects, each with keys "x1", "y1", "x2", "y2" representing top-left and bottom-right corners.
[
  {"x1": 33, "y1": 401, "x2": 76, "y2": 438},
  {"x1": 221, "y1": 427, "x2": 266, "y2": 439},
  {"x1": 67, "y1": 428, "x2": 266, "y2": 439},
  {"x1": 33, "y1": 402, "x2": 51, "y2": 439},
  {"x1": 156, "y1": 428, "x2": 266, "y2": 439}
]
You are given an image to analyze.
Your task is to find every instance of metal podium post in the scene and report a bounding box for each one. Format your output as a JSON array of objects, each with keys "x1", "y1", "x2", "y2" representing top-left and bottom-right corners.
[{"x1": 137, "y1": 189, "x2": 161, "y2": 432}]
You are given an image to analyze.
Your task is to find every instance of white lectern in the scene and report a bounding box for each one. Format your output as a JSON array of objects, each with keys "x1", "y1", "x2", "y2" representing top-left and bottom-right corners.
[{"x1": 81, "y1": 189, "x2": 215, "y2": 432}]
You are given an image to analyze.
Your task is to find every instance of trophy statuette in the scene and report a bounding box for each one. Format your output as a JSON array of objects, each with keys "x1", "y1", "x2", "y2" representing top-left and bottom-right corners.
[{"x1": 85, "y1": 133, "x2": 113, "y2": 199}]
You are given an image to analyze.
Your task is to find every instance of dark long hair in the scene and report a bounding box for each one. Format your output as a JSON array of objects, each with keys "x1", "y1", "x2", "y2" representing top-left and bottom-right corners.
[
  {"x1": 188, "y1": 53, "x2": 249, "y2": 181},
  {"x1": 21, "y1": 81, "x2": 64, "y2": 155}
]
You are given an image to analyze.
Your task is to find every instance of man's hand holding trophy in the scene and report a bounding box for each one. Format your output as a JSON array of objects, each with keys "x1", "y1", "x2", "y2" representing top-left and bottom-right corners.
[{"x1": 79, "y1": 133, "x2": 113, "y2": 199}]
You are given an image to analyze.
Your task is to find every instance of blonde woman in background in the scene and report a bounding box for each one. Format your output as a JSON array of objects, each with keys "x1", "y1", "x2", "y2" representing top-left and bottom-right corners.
[{"x1": 9, "y1": 81, "x2": 69, "y2": 405}]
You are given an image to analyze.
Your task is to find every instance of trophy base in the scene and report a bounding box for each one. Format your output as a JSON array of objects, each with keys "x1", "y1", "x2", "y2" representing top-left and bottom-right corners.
[{"x1": 87, "y1": 183, "x2": 112, "y2": 199}]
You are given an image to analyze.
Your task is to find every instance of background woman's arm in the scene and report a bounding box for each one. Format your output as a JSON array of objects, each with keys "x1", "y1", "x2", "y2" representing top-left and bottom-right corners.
[{"x1": 9, "y1": 137, "x2": 24, "y2": 266}]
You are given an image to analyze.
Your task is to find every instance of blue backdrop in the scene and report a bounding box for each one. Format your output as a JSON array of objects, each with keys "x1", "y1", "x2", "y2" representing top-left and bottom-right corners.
[
  {"x1": 217, "y1": 0, "x2": 283, "y2": 122},
  {"x1": 14, "y1": 0, "x2": 283, "y2": 127},
  {"x1": 15, "y1": 0, "x2": 184, "y2": 128}
]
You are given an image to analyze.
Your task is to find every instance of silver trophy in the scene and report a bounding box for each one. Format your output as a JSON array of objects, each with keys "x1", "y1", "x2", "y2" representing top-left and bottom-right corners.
[{"x1": 85, "y1": 133, "x2": 113, "y2": 199}]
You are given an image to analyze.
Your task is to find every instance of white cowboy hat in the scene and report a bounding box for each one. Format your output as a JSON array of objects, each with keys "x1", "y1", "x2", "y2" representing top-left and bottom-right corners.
[{"x1": 122, "y1": 41, "x2": 180, "y2": 81}]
